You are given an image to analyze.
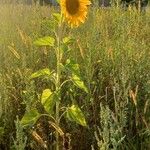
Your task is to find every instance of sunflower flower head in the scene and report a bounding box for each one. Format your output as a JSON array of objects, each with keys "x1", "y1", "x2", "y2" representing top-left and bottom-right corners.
[{"x1": 60, "y1": 0, "x2": 91, "y2": 28}]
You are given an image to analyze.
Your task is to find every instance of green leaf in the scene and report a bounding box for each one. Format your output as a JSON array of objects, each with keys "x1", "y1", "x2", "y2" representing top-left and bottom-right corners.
[
  {"x1": 65, "y1": 59, "x2": 80, "y2": 75},
  {"x1": 21, "y1": 109, "x2": 40, "y2": 128},
  {"x1": 72, "y1": 74, "x2": 88, "y2": 93},
  {"x1": 64, "y1": 59, "x2": 88, "y2": 93},
  {"x1": 41, "y1": 89, "x2": 55, "y2": 114},
  {"x1": 60, "y1": 37, "x2": 74, "y2": 53},
  {"x1": 67, "y1": 105, "x2": 87, "y2": 127},
  {"x1": 41, "y1": 89, "x2": 52, "y2": 104},
  {"x1": 34, "y1": 36, "x2": 55, "y2": 46},
  {"x1": 53, "y1": 13, "x2": 61, "y2": 22},
  {"x1": 63, "y1": 37, "x2": 75, "y2": 45},
  {"x1": 30, "y1": 68, "x2": 52, "y2": 79}
]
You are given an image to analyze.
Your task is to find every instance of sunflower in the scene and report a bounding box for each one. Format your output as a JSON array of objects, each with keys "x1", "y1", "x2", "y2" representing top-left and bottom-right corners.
[{"x1": 60, "y1": 0, "x2": 91, "y2": 27}]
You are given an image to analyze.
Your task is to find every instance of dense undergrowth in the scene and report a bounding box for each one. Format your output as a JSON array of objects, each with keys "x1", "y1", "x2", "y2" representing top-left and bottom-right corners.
[{"x1": 0, "y1": 3, "x2": 150, "y2": 150}]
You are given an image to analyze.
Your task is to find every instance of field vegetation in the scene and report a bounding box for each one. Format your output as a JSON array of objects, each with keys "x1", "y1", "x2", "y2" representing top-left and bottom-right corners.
[{"x1": 0, "y1": 2, "x2": 150, "y2": 150}]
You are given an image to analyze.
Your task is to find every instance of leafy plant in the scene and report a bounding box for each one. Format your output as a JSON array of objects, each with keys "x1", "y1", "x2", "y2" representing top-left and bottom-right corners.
[
  {"x1": 13, "y1": 117, "x2": 27, "y2": 150},
  {"x1": 20, "y1": 10, "x2": 88, "y2": 150}
]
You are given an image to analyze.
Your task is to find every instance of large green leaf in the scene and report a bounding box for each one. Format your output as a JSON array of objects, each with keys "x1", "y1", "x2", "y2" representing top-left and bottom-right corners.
[
  {"x1": 67, "y1": 105, "x2": 87, "y2": 127},
  {"x1": 72, "y1": 74, "x2": 88, "y2": 93},
  {"x1": 34, "y1": 36, "x2": 55, "y2": 46},
  {"x1": 21, "y1": 109, "x2": 40, "y2": 128},
  {"x1": 41, "y1": 89, "x2": 52, "y2": 104},
  {"x1": 65, "y1": 59, "x2": 88, "y2": 93},
  {"x1": 30, "y1": 68, "x2": 52, "y2": 79},
  {"x1": 41, "y1": 89, "x2": 55, "y2": 114}
]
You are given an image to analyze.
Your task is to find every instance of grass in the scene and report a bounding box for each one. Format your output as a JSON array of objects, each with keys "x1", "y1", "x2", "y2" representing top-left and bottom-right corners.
[{"x1": 0, "y1": 3, "x2": 150, "y2": 150}]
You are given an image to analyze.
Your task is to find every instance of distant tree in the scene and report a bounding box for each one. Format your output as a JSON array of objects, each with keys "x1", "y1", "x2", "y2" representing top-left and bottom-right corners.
[
  {"x1": 33, "y1": 0, "x2": 58, "y2": 5},
  {"x1": 98, "y1": 0, "x2": 111, "y2": 6}
]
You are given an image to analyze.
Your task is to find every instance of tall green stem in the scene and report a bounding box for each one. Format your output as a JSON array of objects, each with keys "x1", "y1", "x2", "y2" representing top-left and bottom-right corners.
[{"x1": 55, "y1": 15, "x2": 63, "y2": 150}]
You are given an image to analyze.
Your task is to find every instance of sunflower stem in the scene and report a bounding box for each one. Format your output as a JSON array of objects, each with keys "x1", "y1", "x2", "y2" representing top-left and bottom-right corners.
[{"x1": 55, "y1": 13, "x2": 63, "y2": 150}]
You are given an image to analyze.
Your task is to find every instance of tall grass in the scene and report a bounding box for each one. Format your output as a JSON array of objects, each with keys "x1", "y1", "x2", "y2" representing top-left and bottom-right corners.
[{"x1": 0, "y1": 3, "x2": 150, "y2": 149}]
